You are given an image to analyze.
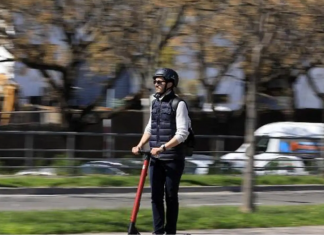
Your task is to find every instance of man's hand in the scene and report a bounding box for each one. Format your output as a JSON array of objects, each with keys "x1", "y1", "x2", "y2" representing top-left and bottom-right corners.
[
  {"x1": 132, "y1": 146, "x2": 141, "y2": 155},
  {"x1": 151, "y1": 147, "x2": 163, "y2": 157}
]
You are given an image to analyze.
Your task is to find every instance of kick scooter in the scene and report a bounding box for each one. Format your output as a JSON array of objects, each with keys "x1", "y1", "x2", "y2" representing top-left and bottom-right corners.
[
  {"x1": 127, "y1": 149, "x2": 151, "y2": 235},
  {"x1": 127, "y1": 150, "x2": 190, "y2": 235}
]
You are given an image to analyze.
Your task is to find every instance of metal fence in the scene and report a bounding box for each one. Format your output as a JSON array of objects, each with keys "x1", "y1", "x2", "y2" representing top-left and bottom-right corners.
[{"x1": 0, "y1": 130, "x2": 323, "y2": 176}]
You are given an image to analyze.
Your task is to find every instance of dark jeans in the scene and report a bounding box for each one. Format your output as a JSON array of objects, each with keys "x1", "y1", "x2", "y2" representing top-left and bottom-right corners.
[{"x1": 149, "y1": 158, "x2": 185, "y2": 235}]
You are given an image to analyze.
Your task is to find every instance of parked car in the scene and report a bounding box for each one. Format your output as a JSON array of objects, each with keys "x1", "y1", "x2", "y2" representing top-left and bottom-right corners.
[
  {"x1": 15, "y1": 168, "x2": 57, "y2": 176},
  {"x1": 78, "y1": 161, "x2": 129, "y2": 176},
  {"x1": 114, "y1": 154, "x2": 216, "y2": 175},
  {"x1": 184, "y1": 154, "x2": 215, "y2": 175}
]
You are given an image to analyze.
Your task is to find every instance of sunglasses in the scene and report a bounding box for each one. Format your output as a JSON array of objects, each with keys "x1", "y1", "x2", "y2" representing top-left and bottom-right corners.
[{"x1": 153, "y1": 80, "x2": 165, "y2": 85}]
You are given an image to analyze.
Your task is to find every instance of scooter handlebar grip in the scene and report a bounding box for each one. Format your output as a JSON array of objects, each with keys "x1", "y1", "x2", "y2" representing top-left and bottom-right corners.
[{"x1": 138, "y1": 149, "x2": 151, "y2": 156}]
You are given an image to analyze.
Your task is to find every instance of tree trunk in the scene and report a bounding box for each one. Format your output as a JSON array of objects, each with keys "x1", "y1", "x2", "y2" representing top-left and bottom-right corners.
[
  {"x1": 285, "y1": 74, "x2": 298, "y2": 121},
  {"x1": 207, "y1": 87, "x2": 213, "y2": 104},
  {"x1": 241, "y1": 76, "x2": 257, "y2": 213},
  {"x1": 241, "y1": 45, "x2": 261, "y2": 213}
]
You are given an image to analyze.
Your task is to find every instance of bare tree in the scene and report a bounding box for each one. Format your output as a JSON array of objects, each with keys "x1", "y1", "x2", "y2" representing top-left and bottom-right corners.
[
  {"x1": 179, "y1": 2, "x2": 247, "y2": 111},
  {"x1": 236, "y1": 0, "x2": 321, "y2": 212},
  {"x1": 123, "y1": 1, "x2": 188, "y2": 96},
  {"x1": 0, "y1": 0, "x2": 129, "y2": 130},
  {"x1": 190, "y1": 0, "x2": 319, "y2": 212},
  {"x1": 0, "y1": 0, "x2": 188, "y2": 130}
]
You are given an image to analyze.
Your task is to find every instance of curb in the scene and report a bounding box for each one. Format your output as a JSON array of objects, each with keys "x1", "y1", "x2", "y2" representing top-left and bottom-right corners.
[{"x1": 0, "y1": 184, "x2": 324, "y2": 195}]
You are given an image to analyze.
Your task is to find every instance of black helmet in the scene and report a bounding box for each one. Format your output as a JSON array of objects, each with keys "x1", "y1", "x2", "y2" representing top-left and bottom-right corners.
[{"x1": 153, "y1": 68, "x2": 179, "y2": 87}]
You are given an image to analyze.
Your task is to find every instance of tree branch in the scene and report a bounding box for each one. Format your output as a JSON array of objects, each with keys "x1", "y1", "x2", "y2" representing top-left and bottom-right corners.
[
  {"x1": 102, "y1": 91, "x2": 143, "y2": 120},
  {"x1": 20, "y1": 59, "x2": 67, "y2": 74},
  {"x1": 0, "y1": 58, "x2": 14, "y2": 63},
  {"x1": 39, "y1": 69, "x2": 61, "y2": 92},
  {"x1": 211, "y1": 40, "x2": 247, "y2": 88},
  {"x1": 158, "y1": 5, "x2": 186, "y2": 51}
]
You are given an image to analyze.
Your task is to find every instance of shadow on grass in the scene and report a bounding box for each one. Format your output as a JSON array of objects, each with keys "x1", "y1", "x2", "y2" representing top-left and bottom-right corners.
[
  {"x1": 0, "y1": 184, "x2": 17, "y2": 188},
  {"x1": 181, "y1": 179, "x2": 211, "y2": 186}
]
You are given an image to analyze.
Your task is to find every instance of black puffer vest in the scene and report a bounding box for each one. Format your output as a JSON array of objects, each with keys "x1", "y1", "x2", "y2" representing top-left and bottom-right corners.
[{"x1": 149, "y1": 91, "x2": 185, "y2": 160}]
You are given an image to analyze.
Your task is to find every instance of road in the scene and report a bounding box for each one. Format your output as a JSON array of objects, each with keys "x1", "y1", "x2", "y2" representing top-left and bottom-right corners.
[
  {"x1": 65, "y1": 226, "x2": 324, "y2": 235},
  {"x1": 1, "y1": 190, "x2": 324, "y2": 211}
]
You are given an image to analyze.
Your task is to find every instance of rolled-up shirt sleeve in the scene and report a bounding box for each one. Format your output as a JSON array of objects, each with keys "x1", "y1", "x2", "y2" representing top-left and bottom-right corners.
[
  {"x1": 144, "y1": 115, "x2": 151, "y2": 134},
  {"x1": 144, "y1": 101, "x2": 152, "y2": 134},
  {"x1": 174, "y1": 101, "x2": 190, "y2": 143}
]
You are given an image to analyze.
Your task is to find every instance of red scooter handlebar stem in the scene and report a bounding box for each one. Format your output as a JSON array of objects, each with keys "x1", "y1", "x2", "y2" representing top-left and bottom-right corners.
[{"x1": 130, "y1": 151, "x2": 151, "y2": 223}]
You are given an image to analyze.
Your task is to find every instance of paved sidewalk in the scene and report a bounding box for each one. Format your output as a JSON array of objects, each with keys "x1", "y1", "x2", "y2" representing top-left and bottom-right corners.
[{"x1": 65, "y1": 226, "x2": 324, "y2": 235}]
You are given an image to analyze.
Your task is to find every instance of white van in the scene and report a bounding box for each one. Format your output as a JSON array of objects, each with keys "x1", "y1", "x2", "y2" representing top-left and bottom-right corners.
[{"x1": 220, "y1": 122, "x2": 324, "y2": 175}]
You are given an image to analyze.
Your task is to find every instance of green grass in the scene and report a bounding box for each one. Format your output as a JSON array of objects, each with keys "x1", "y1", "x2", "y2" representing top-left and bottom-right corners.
[
  {"x1": 1, "y1": 205, "x2": 324, "y2": 234},
  {"x1": 1, "y1": 174, "x2": 324, "y2": 188}
]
